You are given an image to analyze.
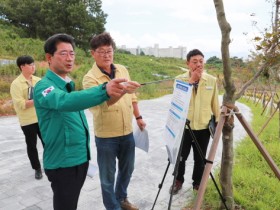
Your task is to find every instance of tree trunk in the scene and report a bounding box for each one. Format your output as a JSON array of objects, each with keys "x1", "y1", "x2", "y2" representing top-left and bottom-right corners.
[
  {"x1": 220, "y1": 118, "x2": 234, "y2": 209},
  {"x1": 213, "y1": 0, "x2": 236, "y2": 209}
]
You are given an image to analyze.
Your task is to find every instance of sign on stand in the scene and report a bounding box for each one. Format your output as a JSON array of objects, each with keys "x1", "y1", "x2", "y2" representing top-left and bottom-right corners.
[{"x1": 163, "y1": 80, "x2": 192, "y2": 164}]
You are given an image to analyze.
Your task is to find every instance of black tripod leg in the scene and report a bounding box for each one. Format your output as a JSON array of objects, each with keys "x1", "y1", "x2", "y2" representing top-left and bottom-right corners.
[
  {"x1": 168, "y1": 164, "x2": 179, "y2": 210},
  {"x1": 151, "y1": 160, "x2": 170, "y2": 210},
  {"x1": 209, "y1": 173, "x2": 228, "y2": 209},
  {"x1": 185, "y1": 122, "x2": 229, "y2": 210},
  {"x1": 167, "y1": 120, "x2": 189, "y2": 210}
]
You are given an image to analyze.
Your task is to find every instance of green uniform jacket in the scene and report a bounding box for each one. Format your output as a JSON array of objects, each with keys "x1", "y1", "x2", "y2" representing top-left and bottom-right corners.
[{"x1": 34, "y1": 70, "x2": 109, "y2": 169}]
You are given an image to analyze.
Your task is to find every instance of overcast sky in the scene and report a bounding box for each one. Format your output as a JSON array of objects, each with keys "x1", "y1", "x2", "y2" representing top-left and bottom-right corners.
[{"x1": 101, "y1": 0, "x2": 273, "y2": 59}]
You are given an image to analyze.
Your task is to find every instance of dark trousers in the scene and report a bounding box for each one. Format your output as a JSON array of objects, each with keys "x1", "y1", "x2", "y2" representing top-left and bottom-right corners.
[
  {"x1": 45, "y1": 161, "x2": 89, "y2": 210},
  {"x1": 176, "y1": 129, "x2": 210, "y2": 187},
  {"x1": 21, "y1": 123, "x2": 43, "y2": 170}
]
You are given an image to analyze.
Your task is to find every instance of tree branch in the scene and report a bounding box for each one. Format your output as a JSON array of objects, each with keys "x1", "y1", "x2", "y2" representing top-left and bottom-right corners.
[{"x1": 234, "y1": 62, "x2": 266, "y2": 100}]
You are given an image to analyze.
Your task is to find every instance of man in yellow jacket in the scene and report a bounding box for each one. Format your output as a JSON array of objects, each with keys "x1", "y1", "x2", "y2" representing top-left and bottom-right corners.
[
  {"x1": 83, "y1": 32, "x2": 146, "y2": 210},
  {"x1": 169, "y1": 49, "x2": 220, "y2": 194},
  {"x1": 10, "y1": 55, "x2": 43, "y2": 180}
]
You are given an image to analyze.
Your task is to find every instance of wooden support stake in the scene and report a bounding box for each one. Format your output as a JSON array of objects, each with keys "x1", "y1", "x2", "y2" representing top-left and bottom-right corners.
[
  {"x1": 193, "y1": 106, "x2": 227, "y2": 210},
  {"x1": 235, "y1": 111, "x2": 280, "y2": 179}
]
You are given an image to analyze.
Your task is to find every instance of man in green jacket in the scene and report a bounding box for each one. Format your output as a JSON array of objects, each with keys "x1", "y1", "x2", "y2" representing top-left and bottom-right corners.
[{"x1": 34, "y1": 33, "x2": 140, "y2": 210}]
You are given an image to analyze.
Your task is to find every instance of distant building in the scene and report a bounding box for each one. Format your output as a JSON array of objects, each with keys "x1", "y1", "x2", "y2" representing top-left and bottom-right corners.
[
  {"x1": 0, "y1": 59, "x2": 15, "y2": 66},
  {"x1": 119, "y1": 44, "x2": 187, "y2": 59}
]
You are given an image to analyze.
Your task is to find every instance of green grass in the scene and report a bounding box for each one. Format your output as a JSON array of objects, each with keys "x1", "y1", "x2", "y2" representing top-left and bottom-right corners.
[
  {"x1": 0, "y1": 25, "x2": 185, "y2": 115},
  {"x1": 203, "y1": 98, "x2": 280, "y2": 209}
]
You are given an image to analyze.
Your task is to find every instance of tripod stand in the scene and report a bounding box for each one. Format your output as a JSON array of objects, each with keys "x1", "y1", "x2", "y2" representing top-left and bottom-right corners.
[
  {"x1": 151, "y1": 119, "x2": 228, "y2": 210},
  {"x1": 151, "y1": 119, "x2": 189, "y2": 210}
]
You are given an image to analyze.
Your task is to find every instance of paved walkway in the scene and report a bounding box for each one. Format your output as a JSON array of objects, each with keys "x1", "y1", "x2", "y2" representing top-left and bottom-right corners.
[{"x1": 0, "y1": 95, "x2": 252, "y2": 210}]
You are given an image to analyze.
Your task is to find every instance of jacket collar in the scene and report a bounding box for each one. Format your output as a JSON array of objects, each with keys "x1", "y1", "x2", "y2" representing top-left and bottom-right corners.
[
  {"x1": 45, "y1": 70, "x2": 71, "y2": 90},
  {"x1": 91, "y1": 62, "x2": 118, "y2": 79},
  {"x1": 18, "y1": 73, "x2": 32, "y2": 83}
]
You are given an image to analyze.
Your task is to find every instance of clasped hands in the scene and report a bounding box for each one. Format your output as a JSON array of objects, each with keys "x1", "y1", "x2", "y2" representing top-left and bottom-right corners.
[{"x1": 106, "y1": 78, "x2": 141, "y2": 98}]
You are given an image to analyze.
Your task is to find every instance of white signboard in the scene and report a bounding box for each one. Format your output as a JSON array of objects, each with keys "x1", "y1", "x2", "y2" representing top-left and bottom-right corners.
[{"x1": 163, "y1": 80, "x2": 193, "y2": 164}]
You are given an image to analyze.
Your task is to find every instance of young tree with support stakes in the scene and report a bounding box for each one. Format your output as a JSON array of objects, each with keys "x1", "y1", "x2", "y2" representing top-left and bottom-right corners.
[{"x1": 193, "y1": 0, "x2": 280, "y2": 209}]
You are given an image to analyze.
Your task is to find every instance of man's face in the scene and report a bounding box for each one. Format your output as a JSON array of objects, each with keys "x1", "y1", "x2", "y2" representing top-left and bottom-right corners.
[
  {"x1": 46, "y1": 42, "x2": 75, "y2": 78},
  {"x1": 21, "y1": 63, "x2": 35, "y2": 75},
  {"x1": 187, "y1": 55, "x2": 204, "y2": 73},
  {"x1": 91, "y1": 45, "x2": 114, "y2": 70}
]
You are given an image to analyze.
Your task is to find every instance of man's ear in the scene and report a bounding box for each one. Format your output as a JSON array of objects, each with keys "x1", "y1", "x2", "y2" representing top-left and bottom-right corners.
[
  {"x1": 19, "y1": 65, "x2": 23, "y2": 71},
  {"x1": 90, "y1": 50, "x2": 95, "y2": 57},
  {"x1": 186, "y1": 60, "x2": 191, "y2": 69},
  {"x1": 45, "y1": 53, "x2": 52, "y2": 64}
]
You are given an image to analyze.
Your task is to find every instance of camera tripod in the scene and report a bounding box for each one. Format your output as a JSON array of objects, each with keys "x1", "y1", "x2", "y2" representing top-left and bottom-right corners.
[{"x1": 151, "y1": 118, "x2": 228, "y2": 210}]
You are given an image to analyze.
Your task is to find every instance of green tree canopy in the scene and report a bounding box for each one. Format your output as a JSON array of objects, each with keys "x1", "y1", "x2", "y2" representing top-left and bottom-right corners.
[
  {"x1": 230, "y1": 56, "x2": 245, "y2": 68},
  {"x1": 0, "y1": 0, "x2": 107, "y2": 49},
  {"x1": 206, "y1": 56, "x2": 222, "y2": 65},
  {"x1": 206, "y1": 56, "x2": 246, "y2": 68}
]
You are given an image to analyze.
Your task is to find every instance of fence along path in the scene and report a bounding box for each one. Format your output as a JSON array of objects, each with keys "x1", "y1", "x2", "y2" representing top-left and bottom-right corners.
[{"x1": 241, "y1": 88, "x2": 279, "y2": 137}]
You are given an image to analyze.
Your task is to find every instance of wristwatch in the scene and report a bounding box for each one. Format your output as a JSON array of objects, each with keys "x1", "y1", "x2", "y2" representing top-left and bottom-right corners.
[
  {"x1": 102, "y1": 82, "x2": 110, "y2": 97},
  {"x1": 102, "y1": 82, "x2": 107, "y2": 90},
  {"x1": 136, "y1": 115, "x2": 143, "y2": 120}
]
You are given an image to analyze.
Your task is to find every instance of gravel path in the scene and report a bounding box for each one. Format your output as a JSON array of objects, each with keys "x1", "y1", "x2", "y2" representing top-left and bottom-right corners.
[{"x1": 0, "y1": 95, "x2": 252, "y2": 210}]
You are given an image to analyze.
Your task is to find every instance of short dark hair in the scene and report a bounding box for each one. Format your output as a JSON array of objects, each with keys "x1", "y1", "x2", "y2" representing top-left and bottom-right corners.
[
  {"x1": 186, "y1": 49, "x2": 204, "y2": 61},
  {"x1": 44, "y1": 33, "x2": 75, "y2": 55},
  {"x1": 16, "y1": 55, "x2": 34, "y2": 70},
  {"x1": 89, "y1": 32, "x2": 116, "y2": 50}
]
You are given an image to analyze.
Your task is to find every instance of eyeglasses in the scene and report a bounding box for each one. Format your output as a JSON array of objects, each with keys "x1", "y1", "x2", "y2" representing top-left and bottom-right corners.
[
  {"x1": 55, "y1": 51, "x2": 75, "y2": 57},
  {"x1": 94, "y1": 50, "x2": 114, "y2": 56}
]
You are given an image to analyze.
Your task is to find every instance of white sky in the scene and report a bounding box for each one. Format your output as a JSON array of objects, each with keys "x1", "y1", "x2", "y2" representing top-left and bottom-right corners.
[{"x1": 101, "y1": 0, "x2": 274, "y2": 59}]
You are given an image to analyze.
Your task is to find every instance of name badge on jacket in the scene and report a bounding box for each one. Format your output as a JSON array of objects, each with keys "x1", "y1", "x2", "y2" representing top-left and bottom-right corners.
[{"x1": 206, "y1": 86, "x2": 213, "y2": 90}]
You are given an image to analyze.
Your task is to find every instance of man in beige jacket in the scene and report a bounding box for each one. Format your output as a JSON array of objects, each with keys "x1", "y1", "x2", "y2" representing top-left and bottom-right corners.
[{"x1": 10, "y1": 55, "x2": 43, "y2": 180}]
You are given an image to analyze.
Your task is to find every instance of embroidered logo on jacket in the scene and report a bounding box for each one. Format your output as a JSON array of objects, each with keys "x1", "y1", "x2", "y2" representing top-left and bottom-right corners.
[{"x1": 42, "y1": 86, "x2": 55, "y2": 97}]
